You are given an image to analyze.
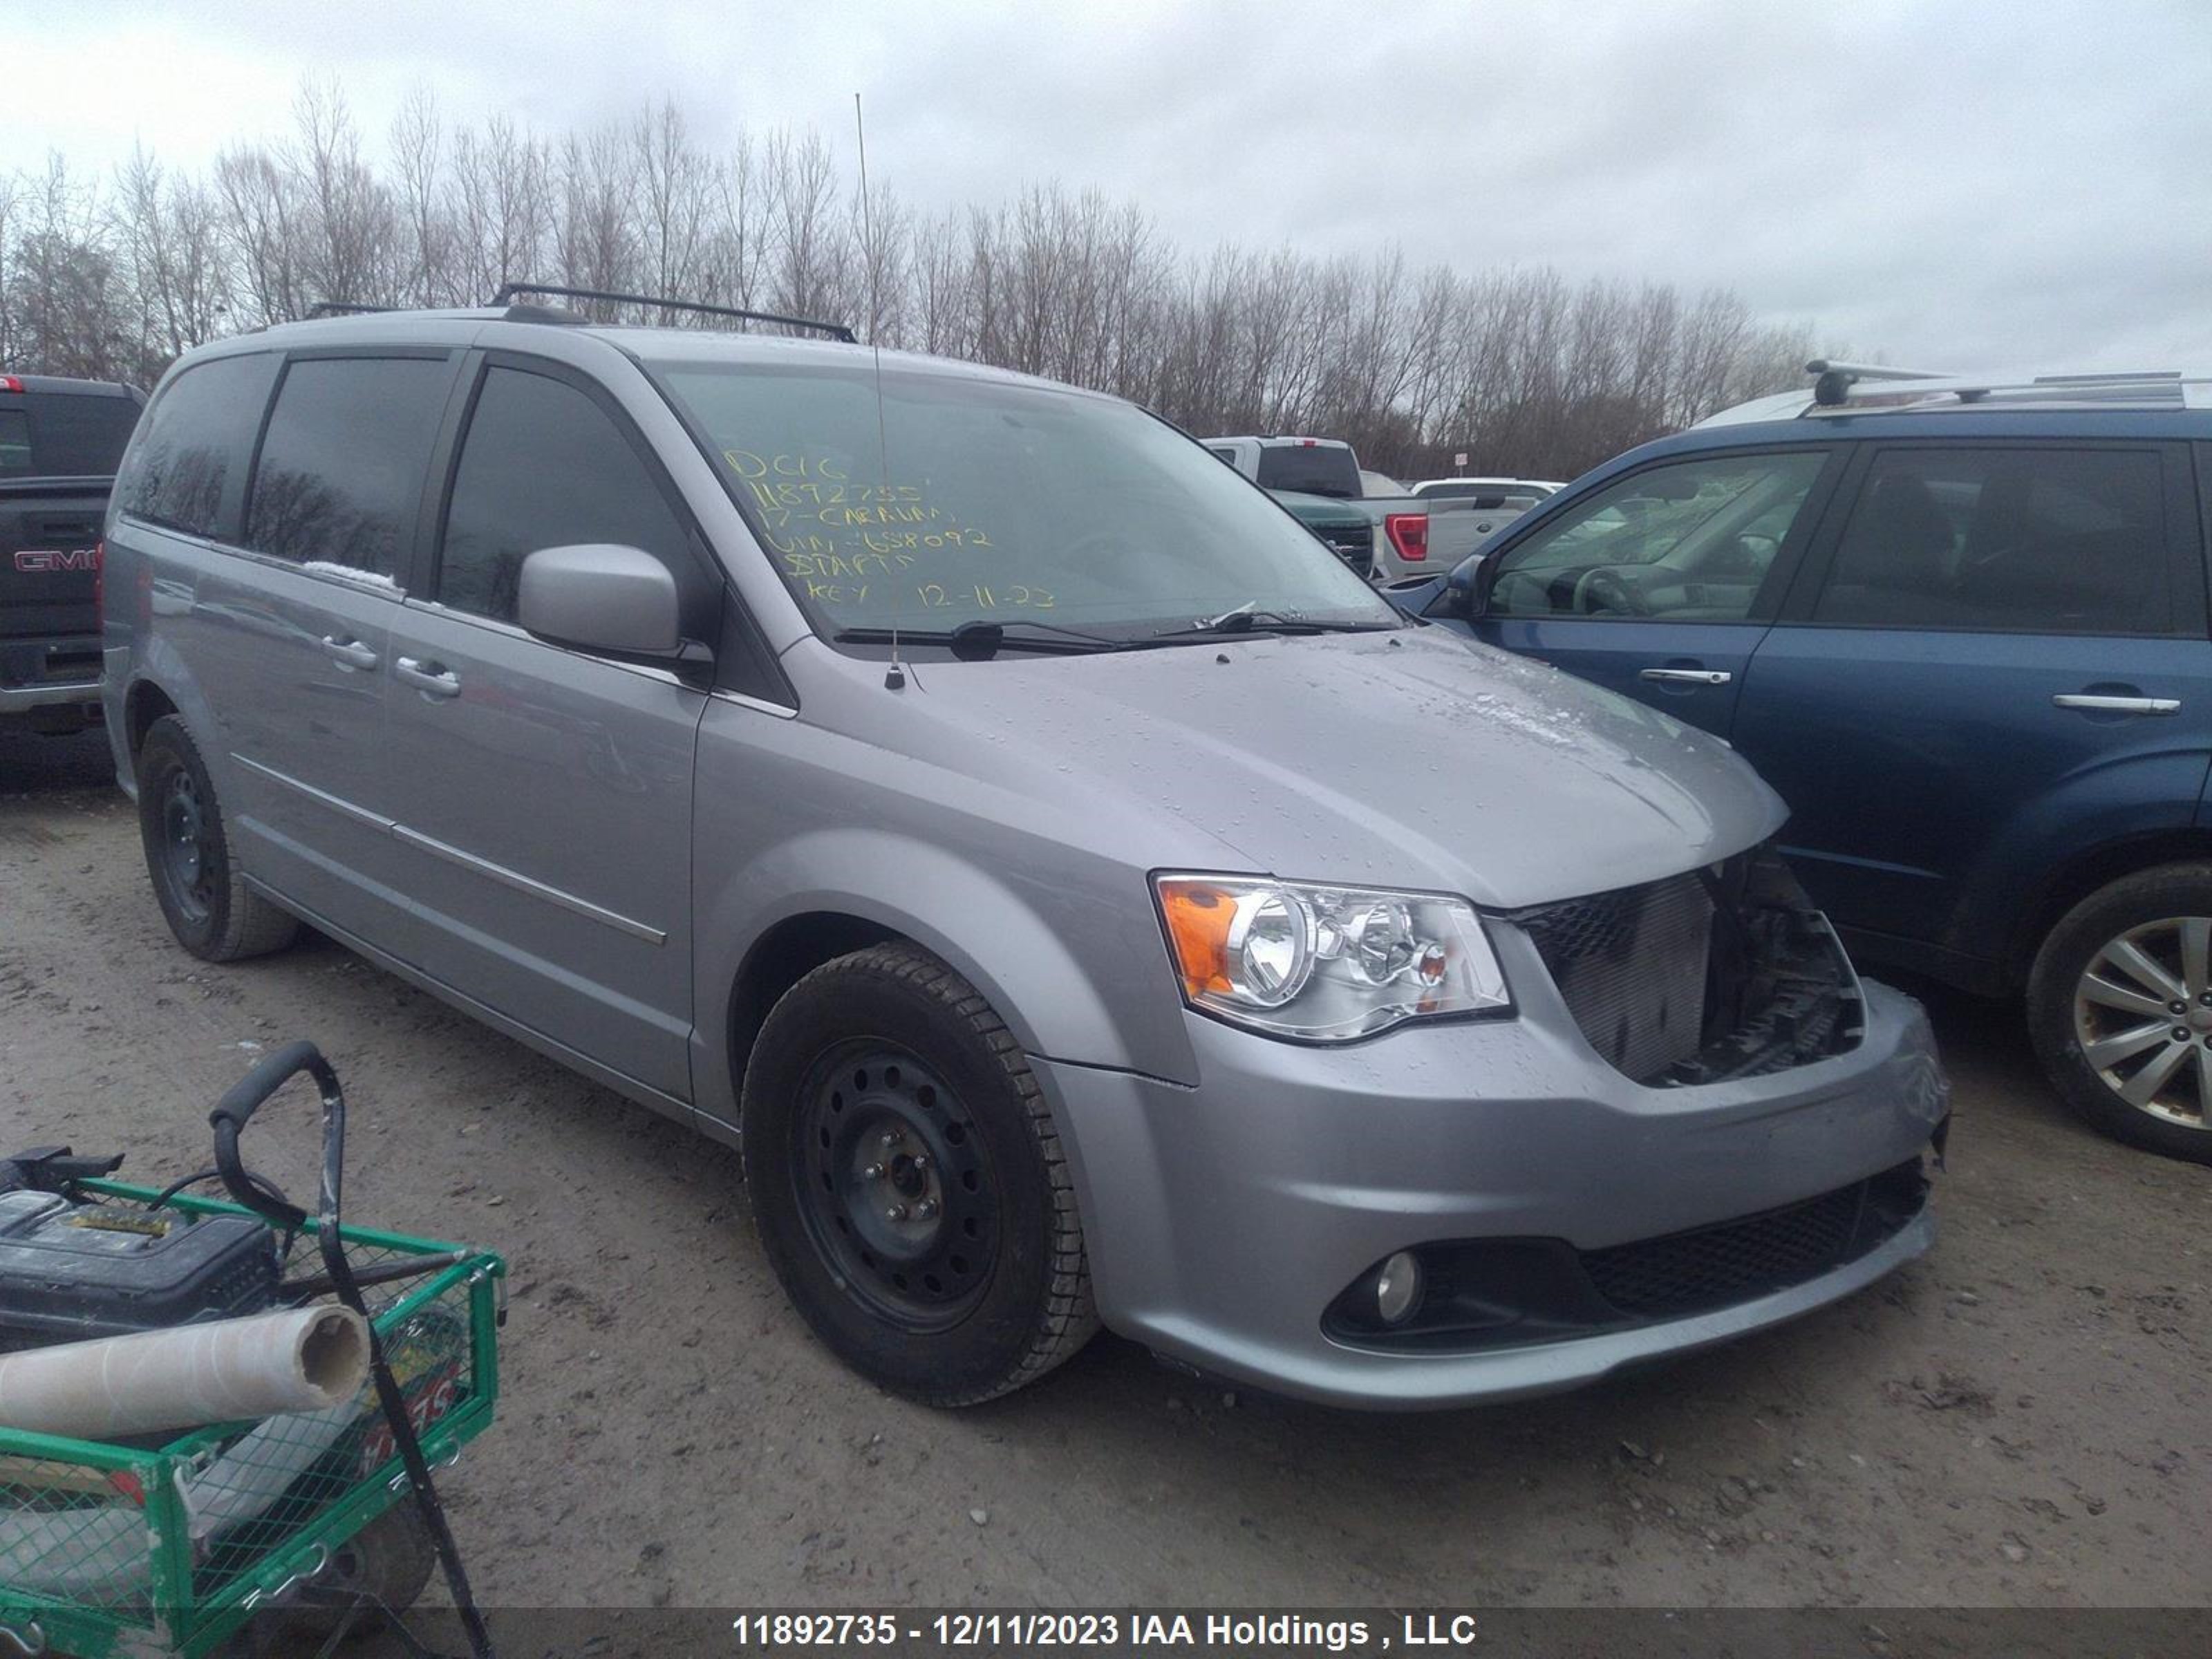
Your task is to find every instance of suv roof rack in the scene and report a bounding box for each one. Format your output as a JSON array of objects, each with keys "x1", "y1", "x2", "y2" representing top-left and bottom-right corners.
[
  {"x1": 1807, "y1": 359, "x2": 1953, "y2": 406},
  {"x1": 306, "y1": 300, "x2": 401, "y2": 318},
  {"x1": 489, "y1": 282, "x2": 857, "y2": 343},
  {"x1": 1807, "y1": 361, "x2": 2202, "y2": 415}
]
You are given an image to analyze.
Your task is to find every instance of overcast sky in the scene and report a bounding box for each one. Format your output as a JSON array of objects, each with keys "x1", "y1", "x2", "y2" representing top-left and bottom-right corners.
[{"x1": 19, "y1": 0, "x2": 2212, "y2": 372}]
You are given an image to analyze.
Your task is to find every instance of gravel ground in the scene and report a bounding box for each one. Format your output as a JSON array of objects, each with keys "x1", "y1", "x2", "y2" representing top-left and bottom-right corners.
[{"x1": 2, "y1": 728, "x2": 2207, "y2": 1624}]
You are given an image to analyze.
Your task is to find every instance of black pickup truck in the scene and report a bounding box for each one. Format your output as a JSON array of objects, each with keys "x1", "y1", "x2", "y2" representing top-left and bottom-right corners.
[{"x1": 1, "y1": 374, "x2": 144, "y2": 734}]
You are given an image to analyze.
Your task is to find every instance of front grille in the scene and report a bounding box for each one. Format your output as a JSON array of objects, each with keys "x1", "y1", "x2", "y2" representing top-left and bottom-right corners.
[
  {"x1": 1322, "y1": 1158, "x2": 1933, "y2": 1352},
  {"x1": 1509, "y1": 847, "x2": 1859, "y2": 1087},
  {"x1": 1517, "y1": 871, "x2": 1713, "y2": 1081},
  {"x1": 1315, "y1": 527, "x2": 1373, "y2": 577},
  {"x1": 1581, "y1": 1161, "x2": 1925, "y2": 1321}
]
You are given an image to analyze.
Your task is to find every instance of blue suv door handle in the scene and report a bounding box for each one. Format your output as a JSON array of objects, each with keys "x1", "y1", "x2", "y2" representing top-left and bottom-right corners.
[
  {"x1": 2054, "y1": 693, "x2": 2180, "y2": 715},
  {"x1": 395, "y1": 656, "x2": 462, "y2": 700},
  {"x1": 1640, "y1": 667, "x2": 1732, "y2": 686}
]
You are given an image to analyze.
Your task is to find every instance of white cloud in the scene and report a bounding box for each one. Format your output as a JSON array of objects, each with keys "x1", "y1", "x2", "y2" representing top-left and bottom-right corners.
[{"x1": 19, "y1": 0, "x2": 2212, "y2": 367}]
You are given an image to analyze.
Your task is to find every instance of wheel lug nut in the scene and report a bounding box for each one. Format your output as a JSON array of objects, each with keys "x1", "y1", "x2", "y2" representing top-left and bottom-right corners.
[
  {"x1": 2172, "y1": 1002, "x2": 2188, "y2": 1015},
  {"x1": 915, "y1": 1199, "x2": 938, "y2": 1220},
  {"x1": 2173, "y1": 1028, "x2": 2191, "y2": 1042},
  {"x1": 879, "y1": 1131, "x2": 899, "y2": 1150},
  {"x1": 911, "y1": 1154, "x2": 928, "y2": 1172},
  {"x1": 863, "y1": 1163, "x2": 885, "y2": 1181},
  {"x1": 884, "y1": 1203, "x2": 907, "y2": 1222}
]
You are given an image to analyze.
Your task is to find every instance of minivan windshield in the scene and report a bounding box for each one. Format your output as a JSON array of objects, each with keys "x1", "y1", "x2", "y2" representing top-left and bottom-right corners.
[{"x1": 654, "y1": 360, "x2": 1395, "y2": 641}]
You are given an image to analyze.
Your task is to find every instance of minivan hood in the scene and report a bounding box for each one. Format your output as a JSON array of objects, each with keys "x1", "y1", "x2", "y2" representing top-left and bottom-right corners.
[{"x1": 895, "y1": 626, "x2": 1784, "y2": 910}]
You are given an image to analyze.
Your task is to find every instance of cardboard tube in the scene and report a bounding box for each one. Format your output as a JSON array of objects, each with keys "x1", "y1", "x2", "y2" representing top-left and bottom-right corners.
[{"x1": 0, "y1": 1305, "x2": 369, "y2": 1438}]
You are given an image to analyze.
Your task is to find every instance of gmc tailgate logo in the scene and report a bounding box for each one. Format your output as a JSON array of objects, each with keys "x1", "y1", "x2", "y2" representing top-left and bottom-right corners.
[{"x1": 13, "y1": 548, "x2": 99, "y2": 573}]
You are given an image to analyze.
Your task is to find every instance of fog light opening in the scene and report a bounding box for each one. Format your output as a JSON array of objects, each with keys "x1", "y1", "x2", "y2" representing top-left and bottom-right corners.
[{"x1": 1375, "y1": 1250, "x2": 1423, "y2": 1325}]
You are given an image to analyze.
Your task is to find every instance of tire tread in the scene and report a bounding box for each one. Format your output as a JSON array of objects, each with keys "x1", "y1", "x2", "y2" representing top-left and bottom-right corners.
[{"x1": 750, "y1": 941, "x2": 1098, "y2": 1405}]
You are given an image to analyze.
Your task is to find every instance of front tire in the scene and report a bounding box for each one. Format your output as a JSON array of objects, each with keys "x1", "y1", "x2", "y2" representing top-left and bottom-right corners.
[
  {"x1": 135, "y1": 715, "x2": 299, "y2": 962},
  {"x1": 740, "y1": 943, "x2": 1097, "y2": 1405},
  {"x1": 2027, "y1": 863, "x2": 2212, "y2": 1165}
]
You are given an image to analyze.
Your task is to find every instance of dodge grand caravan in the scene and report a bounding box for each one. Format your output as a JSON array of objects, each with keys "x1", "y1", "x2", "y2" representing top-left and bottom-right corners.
[{"x1": 101, "y1": 301, "x2": 1949, "y2": 1408}]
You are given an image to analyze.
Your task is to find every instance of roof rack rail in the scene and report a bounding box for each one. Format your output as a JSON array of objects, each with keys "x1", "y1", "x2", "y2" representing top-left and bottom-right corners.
[
  {"x1": 489, "y1": 282, "x2": 857, "y2": 343},
  {"x1": 1806, "y1": 358, "x2": 1953, "y2": 406},
  {"x1": 306, "y1": 300, "x2": 401, "y2": 318}
]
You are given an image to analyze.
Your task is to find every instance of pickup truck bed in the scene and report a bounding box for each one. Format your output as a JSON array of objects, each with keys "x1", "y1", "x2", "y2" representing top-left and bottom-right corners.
[{"x1": 1, "y1": 376, "x2": 143, "y2": 734}]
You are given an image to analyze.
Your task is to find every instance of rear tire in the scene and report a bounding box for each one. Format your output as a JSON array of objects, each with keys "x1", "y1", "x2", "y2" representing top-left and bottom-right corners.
[
  {"x1": 740, "y1": 943, "x2": 1098, "y2": 1405},
  {"x1": 136, "y1": 715, "x2": 299, "y2": 962},
  {"x1": 2027, "y1": 863, "x2": 2212, "y2": 1165}
]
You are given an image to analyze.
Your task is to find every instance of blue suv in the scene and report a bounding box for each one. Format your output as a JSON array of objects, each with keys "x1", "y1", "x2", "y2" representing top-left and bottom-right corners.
[{"x1": 1403, "y1": 366, "x2": 2212, "y2": 1165}]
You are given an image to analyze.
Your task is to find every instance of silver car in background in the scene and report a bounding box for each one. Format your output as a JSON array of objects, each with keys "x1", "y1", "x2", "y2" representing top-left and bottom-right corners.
[{"x1": 100, "y1": 303, "x2": 1948, "y2": 1408}]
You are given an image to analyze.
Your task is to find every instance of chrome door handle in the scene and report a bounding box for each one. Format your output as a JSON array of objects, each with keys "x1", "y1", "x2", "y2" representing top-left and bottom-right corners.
[
  {"x1": 321, "y1": 635, "x2": 379, "y2": 672},
  {"x1": 1640, "y1": 667, "x2": 1732, "y2": 686},
  {"x1": 394, "y1": 656, "x2": 461, "y2": 699},
  {"x1": 2053, "y1": 693, "x2": 2179, "y2": 715}
]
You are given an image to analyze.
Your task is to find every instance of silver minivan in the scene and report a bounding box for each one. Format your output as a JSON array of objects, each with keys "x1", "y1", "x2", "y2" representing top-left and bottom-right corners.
[{"x1": 101, "y1": 303, "x2": 1949, "y2": 1408}]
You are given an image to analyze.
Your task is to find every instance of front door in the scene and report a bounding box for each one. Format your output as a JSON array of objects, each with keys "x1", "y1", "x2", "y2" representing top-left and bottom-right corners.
[
  {"x1": 381, "y1": 358, "x2": 713, "y2": 1103},
  {"x1": 1473, "y1": 447, "x2": 1840, "y2": 738}
]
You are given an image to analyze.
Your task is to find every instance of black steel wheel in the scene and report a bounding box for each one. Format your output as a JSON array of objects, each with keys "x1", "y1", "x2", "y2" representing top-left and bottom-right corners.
[
  {"x1": 741, "y1": 942, "x2": 1097, "y2": 1405},
  {"x1": 135, "y1": 715, "x2": 299, "y2": 962},
  {"x1": 794, "y1": 1043, "x2": 997, "y2": 1331},
  {"x1": 157, "y1": 759, "x2": 218, "y2": 925}
]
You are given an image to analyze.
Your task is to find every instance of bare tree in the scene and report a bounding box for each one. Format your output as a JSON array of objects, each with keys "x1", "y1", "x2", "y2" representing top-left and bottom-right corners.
[{"x1": 3, "y1": 79, "x2": 1839, "y2": 472}]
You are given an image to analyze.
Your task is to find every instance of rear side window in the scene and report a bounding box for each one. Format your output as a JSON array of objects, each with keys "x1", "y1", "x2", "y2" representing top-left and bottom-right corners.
[
  {"x1": 437, "y1": 366, "x2": 702, "y2": 628},
  {"x1": 22, "y1": 393, "x2": 142, "y2": 475},
  {"x1": 1255, "y1": 443, "x2": 1362, "y2": 500},
  {"x1": 1813, "y1": 448, "x2": 2173, "y2": 635},
  {"x1": 118, "y1": 355, "x2": 279, "y2": 540},
  {"x1": 245, "y1": 356, "x2": 453, "y2": 580}
]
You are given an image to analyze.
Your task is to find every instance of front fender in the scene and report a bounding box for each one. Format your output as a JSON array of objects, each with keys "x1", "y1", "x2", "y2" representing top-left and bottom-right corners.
[{"x1": 691, "y1": 827, "x2": 1197, "y2": 1125}]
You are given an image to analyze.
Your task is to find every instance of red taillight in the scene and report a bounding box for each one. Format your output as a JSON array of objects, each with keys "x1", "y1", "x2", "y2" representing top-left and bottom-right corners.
[
  {"x1": 0, "y1": 374, "x2": 22, "y2": 392},
  {"x1": 1385, "y1": 512, "x2": 1429, "y2": 561}
]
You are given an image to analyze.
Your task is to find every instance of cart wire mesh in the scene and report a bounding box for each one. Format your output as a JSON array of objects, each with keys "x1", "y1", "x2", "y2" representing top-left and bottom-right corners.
[{"x1": 0, "y1": 1182, "x2": 502, "y2": 1659}]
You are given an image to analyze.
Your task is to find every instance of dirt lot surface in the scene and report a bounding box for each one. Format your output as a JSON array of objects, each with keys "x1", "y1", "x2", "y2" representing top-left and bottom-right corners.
[{"x1": 3, "y1": 729, "x2": 2208, "y2": 1626}]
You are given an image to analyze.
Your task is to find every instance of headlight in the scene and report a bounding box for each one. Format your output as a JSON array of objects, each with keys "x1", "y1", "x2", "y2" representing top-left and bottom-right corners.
[{"x1": 1154, "y1": 874, "x2": 1511, "y2": 1040}]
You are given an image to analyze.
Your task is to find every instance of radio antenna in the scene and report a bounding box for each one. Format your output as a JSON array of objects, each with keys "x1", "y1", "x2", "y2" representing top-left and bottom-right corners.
[{"x1": 855, "y1": 92, "x2": 904, "y2": 692}]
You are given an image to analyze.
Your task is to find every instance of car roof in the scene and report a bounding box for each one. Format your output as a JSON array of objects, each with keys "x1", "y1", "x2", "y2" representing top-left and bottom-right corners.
[
  {"x1": 1698, "y1": 366, "x2": 2212, "y2": 429},
  {"x1": 186, "y1": 308, "x2": 1112, "y2": 402}
]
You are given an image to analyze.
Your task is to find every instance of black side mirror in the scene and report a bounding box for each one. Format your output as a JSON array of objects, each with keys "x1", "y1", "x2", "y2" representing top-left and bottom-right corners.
[{"x1": 1434, "y1": 550, "x2": 1492, "y2": 621}]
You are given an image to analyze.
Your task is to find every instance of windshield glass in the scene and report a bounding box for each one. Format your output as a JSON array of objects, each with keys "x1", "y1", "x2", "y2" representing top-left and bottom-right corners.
[{"x1": 653, "y1": 362, "x2": 1395, "y2": 639}]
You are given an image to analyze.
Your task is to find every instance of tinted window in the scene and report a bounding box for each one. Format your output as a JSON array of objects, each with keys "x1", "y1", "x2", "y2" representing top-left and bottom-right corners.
[
  {"x1": 1814, "y1": 449, "x2": 2171, "y2": 635},
  {"x1": 118, "y1": 355, "x2": 279, "y2": 540},
  {"x1": 0, "y1": 410, "x2": 29, "y2": 475},
  {"x1": 24, "y1": 393, "x2": 141, "y2": 475},
  {"x1": 1492, "y1": 451, "x2": 1826, "y2": 622},
  {"x1": 246, "y1": 357, "x2": 453, "y2": 579},
  {"x1": 439, "y1": 366, "x2": 701, "y2": 627},
  {"x1": 1255, "y1": 443, "x2": 1362, "y2": 499}
]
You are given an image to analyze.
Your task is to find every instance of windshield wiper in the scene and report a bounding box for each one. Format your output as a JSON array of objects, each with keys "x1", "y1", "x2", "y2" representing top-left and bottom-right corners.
[
  {"x1": 832, "y1": 620, "x2": 1133, "y2": 660},
  {"x1": 1154, "y1": 606, "x2": 1400, "y2": 641}
]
